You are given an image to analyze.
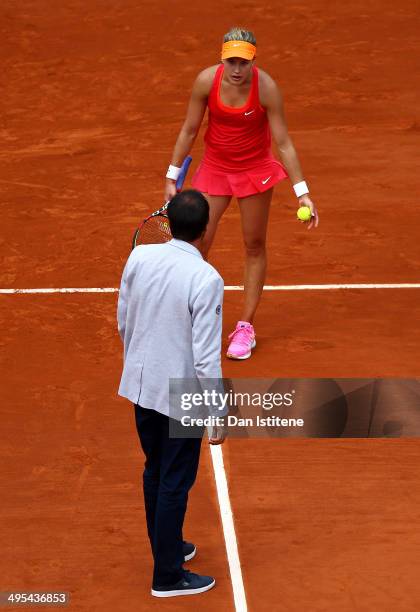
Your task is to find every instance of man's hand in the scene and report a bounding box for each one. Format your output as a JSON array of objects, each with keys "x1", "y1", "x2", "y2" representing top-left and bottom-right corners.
[
  {"x1": 209, "y1": 423, "x2": 227, "y2": 445},
  {"x1": 164, "y1": 179, "x2": 177, "y2": 203},
  {"x1": 298, "y1": 193, "x2": 319, "y2": 229}
]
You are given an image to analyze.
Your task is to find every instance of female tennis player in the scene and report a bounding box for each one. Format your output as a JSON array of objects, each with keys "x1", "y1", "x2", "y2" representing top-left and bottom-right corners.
[{"x1": 165, "y1": 27, "x2": 319, "y2": 360}]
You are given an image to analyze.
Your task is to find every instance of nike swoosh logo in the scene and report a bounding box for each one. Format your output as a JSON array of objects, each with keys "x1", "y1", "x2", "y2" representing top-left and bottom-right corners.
[
  {"x1": 244, "y1": 110, "x2": 255, "y2": 116},
  {"x1": 261, "y1": 176, "x2": 271, "y2": 184}
]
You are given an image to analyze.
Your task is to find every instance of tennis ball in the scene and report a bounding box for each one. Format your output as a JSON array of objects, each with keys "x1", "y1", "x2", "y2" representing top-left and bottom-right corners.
[{"x1": 297, "y1": 206, "x2": 312, "y2": 222}]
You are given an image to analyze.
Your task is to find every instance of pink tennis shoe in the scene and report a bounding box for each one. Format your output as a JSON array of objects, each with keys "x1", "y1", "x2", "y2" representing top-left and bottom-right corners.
[{"x1": 226, "y1": 321, "x2": 256, "y2": 360}]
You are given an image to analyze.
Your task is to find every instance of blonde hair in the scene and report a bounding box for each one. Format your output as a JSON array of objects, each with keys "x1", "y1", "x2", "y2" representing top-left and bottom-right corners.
[{"x1": 223, "y1": 27, "x2": 256, "y2": 46}]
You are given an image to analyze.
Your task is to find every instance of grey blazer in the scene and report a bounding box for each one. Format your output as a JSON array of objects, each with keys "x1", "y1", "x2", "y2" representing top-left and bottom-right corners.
[{"x1": 117, "y1": 239, "x2": 224, "y2": 416}]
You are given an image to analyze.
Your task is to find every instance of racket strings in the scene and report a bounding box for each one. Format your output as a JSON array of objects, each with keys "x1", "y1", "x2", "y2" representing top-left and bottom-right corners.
[{"x1": 137, "y1": 214, "x2": 172, "y2": 245}]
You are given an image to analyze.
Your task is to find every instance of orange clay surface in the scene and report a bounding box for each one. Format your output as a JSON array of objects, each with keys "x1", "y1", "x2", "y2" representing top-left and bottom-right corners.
[{"x1": 1, "y1": 1, "x2": 420, "y2": 611}]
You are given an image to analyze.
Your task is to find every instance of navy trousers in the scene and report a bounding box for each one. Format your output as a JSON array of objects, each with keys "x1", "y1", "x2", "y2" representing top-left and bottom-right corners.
[{"x1": 134, "y1": 405, "x2": 203, "y2": 587}]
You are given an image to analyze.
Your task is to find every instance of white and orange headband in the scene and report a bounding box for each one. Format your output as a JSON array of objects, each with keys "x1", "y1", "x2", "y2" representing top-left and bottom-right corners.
[{"x1": 221, "y1": 40, "x2": 257, "y2": 60}]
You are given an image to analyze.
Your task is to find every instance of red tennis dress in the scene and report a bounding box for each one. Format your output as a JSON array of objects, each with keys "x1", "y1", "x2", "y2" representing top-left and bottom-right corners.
[{"x1": 191, "y1": 64, "x2": 288, "y2": 197}]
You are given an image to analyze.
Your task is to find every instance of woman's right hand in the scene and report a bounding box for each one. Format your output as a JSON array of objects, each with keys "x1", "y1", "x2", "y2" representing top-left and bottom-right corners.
[{"x1": 164, "y1": 179, "x2": 177, "y2": 203}]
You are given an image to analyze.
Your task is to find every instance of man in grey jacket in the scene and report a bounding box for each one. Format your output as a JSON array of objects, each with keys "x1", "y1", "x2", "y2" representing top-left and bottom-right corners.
[{"x1": 117, "y1": 190, "x2": 225, "y2": 598}]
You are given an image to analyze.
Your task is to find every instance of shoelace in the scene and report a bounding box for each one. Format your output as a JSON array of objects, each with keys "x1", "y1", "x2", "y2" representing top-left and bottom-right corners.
[
  {"x1": 228, "y1": 326, "x2": 253, "y2": 344},
  {"x1": 182, "y1": 569, "x2": 197, "y2": 584}
]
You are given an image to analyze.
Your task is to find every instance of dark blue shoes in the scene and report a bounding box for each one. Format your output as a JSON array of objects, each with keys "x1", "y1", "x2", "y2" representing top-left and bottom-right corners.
[
  {"x1": 151, "y1": 543, "x2": 215, "y2": 597},
  {"x1": 183, "y1": 540, "x2": 196, "y2": 562},
  {"x1": 151, "y1": 569, "x2": 215, "y2": 598}
]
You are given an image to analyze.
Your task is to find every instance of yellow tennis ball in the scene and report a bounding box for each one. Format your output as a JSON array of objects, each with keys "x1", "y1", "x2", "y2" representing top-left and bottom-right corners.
[{"x1": 297, "y1": 206, "x2": 311, "y2": 222}]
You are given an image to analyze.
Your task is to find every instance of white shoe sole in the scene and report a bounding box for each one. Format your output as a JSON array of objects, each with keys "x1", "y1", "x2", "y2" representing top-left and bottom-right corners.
[
  {"x1": 151, "y1": 579, "x2": 215, "y2": 597},
  {"x1": 227, "y1": 339, "x2": 256, "y2": 360},
  {"x1": 184, "y1": 547, "x2": 196, "y2": 562}
]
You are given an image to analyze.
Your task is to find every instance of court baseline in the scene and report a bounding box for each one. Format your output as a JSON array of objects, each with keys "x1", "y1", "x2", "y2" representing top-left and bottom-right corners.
[{"x1": 1, "y1": 283, "x2": 420, "y2": 294}]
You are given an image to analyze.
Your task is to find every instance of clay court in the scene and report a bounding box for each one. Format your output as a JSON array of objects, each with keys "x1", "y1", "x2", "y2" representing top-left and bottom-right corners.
[{"x1": 1, "y1": 1, "x2": 420, "y2": 610}]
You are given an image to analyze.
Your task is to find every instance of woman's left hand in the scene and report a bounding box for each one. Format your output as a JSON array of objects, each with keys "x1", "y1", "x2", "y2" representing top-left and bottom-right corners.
[{"x1": 299, "y1": 194, "x2": 319, "y2": 229}]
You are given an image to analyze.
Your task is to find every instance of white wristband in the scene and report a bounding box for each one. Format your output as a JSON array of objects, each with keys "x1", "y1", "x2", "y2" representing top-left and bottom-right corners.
[
  {"x1": 166, "y1": 164, "x2": 181, "y2": 181},
  {"x1": 293, "y1": 181, "x2": 309, "y2": 198}
]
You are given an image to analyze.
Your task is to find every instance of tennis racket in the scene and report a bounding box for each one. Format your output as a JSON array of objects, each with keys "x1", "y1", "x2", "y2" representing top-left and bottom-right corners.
[{"x1": 131, "y1": 156, "x2": 193, "y2": 249}]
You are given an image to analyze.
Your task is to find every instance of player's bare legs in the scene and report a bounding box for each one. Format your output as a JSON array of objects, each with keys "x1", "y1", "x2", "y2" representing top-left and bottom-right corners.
[
  {"x1": 238, "y1": 188, "x2": 273, "y2": 324},
  {"x1": 201, "y1": 194, "x2": 232, "y2": 259}
]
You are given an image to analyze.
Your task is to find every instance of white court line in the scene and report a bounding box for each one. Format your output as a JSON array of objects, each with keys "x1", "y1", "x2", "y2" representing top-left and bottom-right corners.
[
  {"x1": 1, "y1": 283, "x2": 420, "y2": 294},
  {"x1": 210, "y1": 444, "x2": 247, "y2": 612},
  {"x1": 0, "y1": 288, "x2": 119, "y2": 294}
]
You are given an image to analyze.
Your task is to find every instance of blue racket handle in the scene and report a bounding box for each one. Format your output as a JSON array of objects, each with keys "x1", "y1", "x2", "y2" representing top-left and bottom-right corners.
[{"x1": 175, "y1": 156, "x2": 193, "y2": 191}]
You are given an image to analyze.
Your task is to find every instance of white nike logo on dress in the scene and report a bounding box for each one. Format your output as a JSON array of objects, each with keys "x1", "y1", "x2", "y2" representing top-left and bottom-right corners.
[
  {"x1": 244, "y1": 110, "x2": 255, "y2": 116},
  {"x1": 261, "y1": 176, "x2": 271, "y2": 184}
]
